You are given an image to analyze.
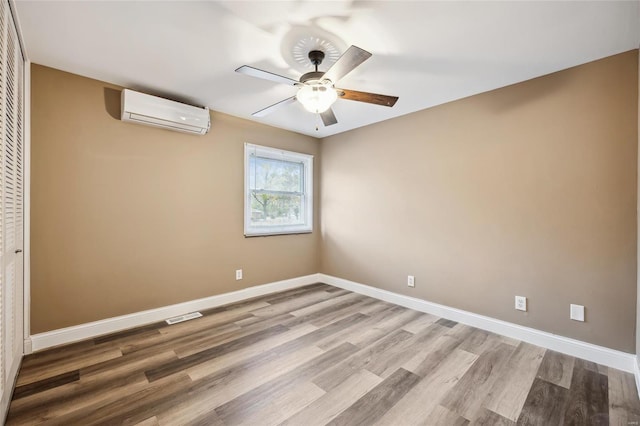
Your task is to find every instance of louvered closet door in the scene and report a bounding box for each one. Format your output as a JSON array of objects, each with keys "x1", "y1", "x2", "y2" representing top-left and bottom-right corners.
[
  {"x1": 0, "y1": 0, "x2": 24, "y2": 419},
  {"x1": 0, "y1": 0, "x2": 6, "y2": 407},
  {"x1": 4, "y1": 4, "x2": 22, "y2": 377}
]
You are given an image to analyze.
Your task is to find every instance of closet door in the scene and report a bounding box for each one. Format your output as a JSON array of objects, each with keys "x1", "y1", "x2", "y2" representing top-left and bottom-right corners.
[
  {"x1": 0, "y1": 0, "x2": 24, "y2": 419},
  {"x1": 4, "y1": 0, "x2": 22, "y2": 378}
]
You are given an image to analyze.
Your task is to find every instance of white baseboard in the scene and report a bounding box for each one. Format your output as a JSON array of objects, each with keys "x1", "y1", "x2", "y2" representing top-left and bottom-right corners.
[
  {"x1": 634, "y1": 357, "x2": 640, "y2": 398},
  {"x1": 319, "y1": 273, "x2": 637, "y2": 373},
  {"x1": 30, "y1": 274, "x2": 320, "y2": 352},
  {"x1": 29, "y1": 272, "x2": 639, "y2": 378}
]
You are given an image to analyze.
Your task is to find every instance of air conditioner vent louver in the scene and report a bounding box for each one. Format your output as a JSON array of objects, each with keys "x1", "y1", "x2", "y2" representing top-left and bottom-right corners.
[
  {"x1": 165, "y1": 311, "x2": 203, "y2": 325},
  {"x1": 121, "y1": 89, "x2": 210, "y2": 135}
]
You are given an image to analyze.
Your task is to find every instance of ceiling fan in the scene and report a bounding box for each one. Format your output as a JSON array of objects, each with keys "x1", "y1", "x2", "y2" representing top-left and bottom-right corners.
[{"x1": 235, "y1": 45, "x2": 399, "y2": 127}]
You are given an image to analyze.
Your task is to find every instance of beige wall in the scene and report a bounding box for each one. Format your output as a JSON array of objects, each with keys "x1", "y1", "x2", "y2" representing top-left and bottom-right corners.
[
  {"x1": 321, "y1": 51, "x2": 638, "y2": 352},
  {"x1": 32, "y1": 51, "x2": 639, "y2": 352},
  {"x1": 30, "y1": 64, "x2": 320, "y2": 333}
]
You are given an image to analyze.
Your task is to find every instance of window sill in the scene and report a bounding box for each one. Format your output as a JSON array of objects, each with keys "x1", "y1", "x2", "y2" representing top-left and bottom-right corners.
[{"x1": 244, "y1": 230, "x2": 313, "y2": 238}]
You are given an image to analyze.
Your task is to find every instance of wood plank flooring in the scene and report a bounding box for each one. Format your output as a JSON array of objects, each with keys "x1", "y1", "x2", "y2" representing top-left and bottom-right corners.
[{"x1": 6, "y1": 283, "x2": 640, "y2": 425}]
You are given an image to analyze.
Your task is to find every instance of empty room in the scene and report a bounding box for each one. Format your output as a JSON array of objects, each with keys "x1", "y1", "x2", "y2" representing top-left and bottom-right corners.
[{"x1": 0, "y1": 0, "x2": 639, "y2": 425}]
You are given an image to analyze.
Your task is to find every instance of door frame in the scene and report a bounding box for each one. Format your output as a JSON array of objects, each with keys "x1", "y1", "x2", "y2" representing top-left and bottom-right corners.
[{"x1": 22, "y1": 57, "x2": 29, "y2": 354}]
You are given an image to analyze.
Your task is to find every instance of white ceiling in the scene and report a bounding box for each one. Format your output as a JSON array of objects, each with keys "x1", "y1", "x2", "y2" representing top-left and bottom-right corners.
[{"x1": 14, "y1": 1, "x2": 640, "y2": 138}]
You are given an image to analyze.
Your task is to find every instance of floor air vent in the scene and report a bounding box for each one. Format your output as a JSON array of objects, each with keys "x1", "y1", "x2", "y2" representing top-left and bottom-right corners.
[{"x1": 165, "y1": 311, "x2": 203, "y2": 325}]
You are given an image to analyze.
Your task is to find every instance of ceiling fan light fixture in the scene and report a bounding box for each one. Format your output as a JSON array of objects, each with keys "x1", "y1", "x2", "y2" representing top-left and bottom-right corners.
[{"x1": 296, "y1": 82, "x2": 337, "y2": 114}]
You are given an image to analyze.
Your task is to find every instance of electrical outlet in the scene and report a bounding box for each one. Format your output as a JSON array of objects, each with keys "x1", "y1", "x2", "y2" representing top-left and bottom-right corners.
[
  {"x1": 515, "y1": 296, "x2": 527, "y2": 311},
  {"x1": 235, "y1": 269, "x2": 243, "y2": 280},
  {"x1": 570, "y1": 304, "x2": 585, "y2": 321},
  {"x1": 407, "y1": 275, "x2": 415, "y2": 288}
]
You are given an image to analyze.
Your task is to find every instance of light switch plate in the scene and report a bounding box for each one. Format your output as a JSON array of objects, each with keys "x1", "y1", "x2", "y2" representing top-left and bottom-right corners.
[{"x1": 570, "y1": 304, "x2": 585, "y2": 321}]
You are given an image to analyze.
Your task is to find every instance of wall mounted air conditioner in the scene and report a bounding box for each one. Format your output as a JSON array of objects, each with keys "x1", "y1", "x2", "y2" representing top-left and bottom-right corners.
[{"x1": 121, "y1": 89, "x2": 211, "y2": 135}]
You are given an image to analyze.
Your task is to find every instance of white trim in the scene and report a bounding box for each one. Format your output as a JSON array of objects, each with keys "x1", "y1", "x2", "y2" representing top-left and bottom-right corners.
[
  {"x1": 243, "y1": 143, "x2": 314, "y2": 237},
  {"x1": 22, "y1": 58, "x2": 30, "y2": 354},
  {"x1": 30, "y1": 274, "x2": 320, "y2": 352},
  {"x1": 636, "y1": 41, "x2": 640, "y2": 399},
  {"x1": 634, "y1": 357, "x2": 640, "y2": 399},
  {"x1": 7, "y1": 0, "x2": 27, "y2": 62},
  {"x1": 27, "y1": 272, "x2": 640, "y2": 375},
  {"x1": 319, "y1": 273, "x2": 637, "y2": 373}
]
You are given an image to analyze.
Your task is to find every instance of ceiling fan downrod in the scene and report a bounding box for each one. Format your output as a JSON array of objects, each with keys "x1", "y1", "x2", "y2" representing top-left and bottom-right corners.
[{"x1": 308, "y1": 50, "x2": 325, "y2": 72}]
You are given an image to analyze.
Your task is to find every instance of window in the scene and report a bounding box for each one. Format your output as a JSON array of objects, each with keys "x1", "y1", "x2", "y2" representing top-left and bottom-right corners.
[{"x1": 244, "y1": 143, "x2": 313, "y2": 236}]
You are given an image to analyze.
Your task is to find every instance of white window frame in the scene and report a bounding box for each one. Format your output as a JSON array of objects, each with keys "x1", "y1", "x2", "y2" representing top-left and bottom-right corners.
[{"x1": 244, "y1": 143, "x2": 313, "y2": 237}]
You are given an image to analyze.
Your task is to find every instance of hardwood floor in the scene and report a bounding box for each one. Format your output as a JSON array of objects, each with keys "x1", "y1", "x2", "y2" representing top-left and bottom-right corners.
[{"x1": 6, "y1": 283, "x2": 640, "y2": 425}]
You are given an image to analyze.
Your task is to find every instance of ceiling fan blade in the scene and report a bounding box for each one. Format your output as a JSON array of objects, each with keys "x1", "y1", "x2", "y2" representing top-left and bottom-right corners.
[
  {"x1": 321, "y1": 45, "x2": 372, "y2": 84},
  {"x1": 336, "y1": 88, "x2": 398, "y2": 107},
  {"x1": 252, "y1": 96, "x2": 297, "y2": 117},
  {"x1": 236, "y1": 65, "x2": 299, "y2": 86},
  {"x1": 320, "y1": 108, "x2": 338, "y2": 126}
]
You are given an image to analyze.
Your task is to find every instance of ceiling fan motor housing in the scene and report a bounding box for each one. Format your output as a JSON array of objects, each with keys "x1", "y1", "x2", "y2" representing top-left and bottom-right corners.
[{"x1": 300, "y1": 71, "x2": 325, "y2": 84}]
